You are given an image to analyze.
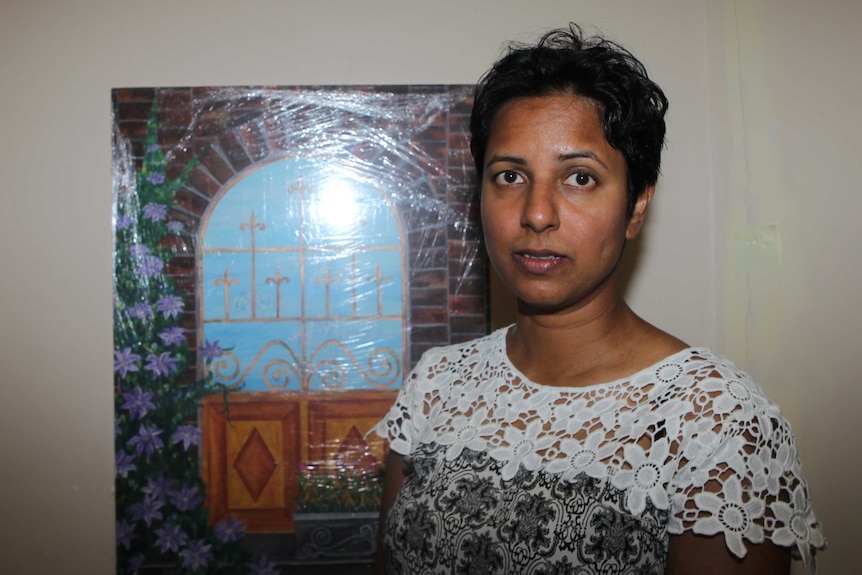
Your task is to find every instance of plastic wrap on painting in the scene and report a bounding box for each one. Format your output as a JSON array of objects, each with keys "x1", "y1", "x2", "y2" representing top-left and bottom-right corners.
[{"x1": 112, "y1": 85, "x2": 485, "y2": 572}]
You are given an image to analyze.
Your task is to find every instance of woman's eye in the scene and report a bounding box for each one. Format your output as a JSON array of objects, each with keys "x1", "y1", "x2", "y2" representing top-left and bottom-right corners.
[
  {"x1": 566, "y1": 171, "x2": 595, "y2": 187},
  {"x1": 495, "y1": 170, "x2": 524, "y2": 185}
]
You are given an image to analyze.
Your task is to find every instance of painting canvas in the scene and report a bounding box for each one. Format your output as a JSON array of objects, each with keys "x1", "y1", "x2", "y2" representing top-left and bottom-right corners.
[{"x1": 111, "y1": 85, "x2": 486, "y2": 574}]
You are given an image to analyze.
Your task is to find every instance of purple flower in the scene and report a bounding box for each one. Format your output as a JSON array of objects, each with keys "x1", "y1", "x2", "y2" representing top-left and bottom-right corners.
[
  {"x1": 137, "y1": 254, "x2": 164, "y2": 278},
  {"x1": 129, "y1": 496, "x2": 164, "y2": 526},
  {"x1": 116, "y1": 519, "x2": 137, "y2": 550},
  {"x1": 126, "y1": 554, "x2": 145, "y2": 575},
  {"x1": 154, "y1": 522, "x2": 188, "y2": 554},
  {"x1": 128, "y1": 303, "x2": 154, "y2": 321},
  {"x1": 141, "y1": 474, "x2": 173, "y2": 505},
  {"x1": 146, "y1": 144, "x2": 160, "y2": 152},
  {"x1": 114, "y1": 347, "x2": 141, "y2": 378},
  {"x1": 199, "y1": 340, "x2": 224, "y2": 361},
  {"x1": 121, "y1": 386, "x2": 155, "y2": 420},
  {"x1": 144, "y1": 352, "x2": 178, "y2": 378},
  {"x1": 246, "y1": 556, "x2": 281, "y2": 575},
  {"x1": 129, "y1": 243, "x2": 151, "y2": 258},
  {"x1": 171, "y1": 425, "x2": 201, "y2": 450},
  {"x1": 214, "y1": 515, "x2": 246, "y2": 543},
  {"x1": 169, "y1": 484, "x2": 203, "y2": 512},
  {"x1": 179, "y1": 539, "x2": 212, "y2": 571},
  {"x1": 167, "y1": 220, "x2": 184, "y2": 233},
  {"x1": 116, "y1": 450, "x2": 137, "y2": 478},
  {"x1": 142, "y1": 202, "x2": 167, "y2": 222},
  {"x1": 115, "y1": 418, "x2": 122, "y2": 437},
  {"x1": 156, "y1": 295, "x2": 184, "y2": 319},
  {"x1": 117, "y1": 213, "x2": 134, "y2": 230},
  {"x1": 147, "y1": 172, "x2": 166, "y2": 185},
  {"x1": 158, "y1": 326, "x2": 186, "y2": 346},
  {"x1": 128, "y1": 423, "x2": 164, "y2": 458}
]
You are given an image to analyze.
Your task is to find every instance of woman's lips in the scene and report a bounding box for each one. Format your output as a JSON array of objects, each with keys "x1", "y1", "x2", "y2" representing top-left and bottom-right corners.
[{"x1": 513, "y1": 250, "x2": 568, "y2": 274}]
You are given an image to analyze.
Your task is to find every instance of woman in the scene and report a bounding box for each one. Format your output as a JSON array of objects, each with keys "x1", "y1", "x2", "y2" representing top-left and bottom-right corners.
[{"x1": 373, "y1": 25, "x2": 824, "y2": 574}]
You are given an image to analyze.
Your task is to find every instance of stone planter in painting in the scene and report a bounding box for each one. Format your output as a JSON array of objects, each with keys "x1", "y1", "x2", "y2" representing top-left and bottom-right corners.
[{"x1": 293, "y1": 511, "x2": 378, "y2": 561}]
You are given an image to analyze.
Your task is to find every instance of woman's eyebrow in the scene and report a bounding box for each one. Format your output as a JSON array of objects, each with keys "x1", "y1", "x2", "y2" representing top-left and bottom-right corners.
[
  {"x1": 485, "y1": 151, "x2": 609, "y2": 170},
  {"x1": 485, "y1": 155, "x2": 527, "y2": 169},
  {"x1": 558, "y1": 151, "x2": 608, "y2": 169}
]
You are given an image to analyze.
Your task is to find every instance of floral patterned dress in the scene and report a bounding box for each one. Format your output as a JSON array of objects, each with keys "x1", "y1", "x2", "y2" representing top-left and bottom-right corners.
[{"x1": 373, "y1": 327, "x2": 825, "y2": 574}]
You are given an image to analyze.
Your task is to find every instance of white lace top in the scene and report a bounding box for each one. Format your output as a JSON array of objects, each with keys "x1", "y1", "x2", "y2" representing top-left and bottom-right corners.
[{"x1": 375, "y1": 327, "x2": 825, "y2": 572}]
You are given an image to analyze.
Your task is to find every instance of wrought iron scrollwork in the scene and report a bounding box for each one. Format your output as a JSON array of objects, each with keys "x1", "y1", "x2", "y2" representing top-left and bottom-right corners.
[{"x1": 209, "y1": 338, "x2": 401, "y2": 391}]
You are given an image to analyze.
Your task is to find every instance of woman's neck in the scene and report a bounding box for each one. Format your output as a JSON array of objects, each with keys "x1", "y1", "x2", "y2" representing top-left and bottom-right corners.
[{"x1": 506, "y1": 298, "x2": 685, "y2": 388}]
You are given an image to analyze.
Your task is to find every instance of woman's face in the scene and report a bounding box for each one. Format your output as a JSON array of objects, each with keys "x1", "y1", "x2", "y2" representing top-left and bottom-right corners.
[{"x1": 480, "y1": 93, "x2": 652, "y2": 315}]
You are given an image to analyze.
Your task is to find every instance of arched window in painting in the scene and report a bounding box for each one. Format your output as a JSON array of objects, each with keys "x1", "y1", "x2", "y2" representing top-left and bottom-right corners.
[{"x1": 199, "y1": 157, "x2": 405, "y2": 392}]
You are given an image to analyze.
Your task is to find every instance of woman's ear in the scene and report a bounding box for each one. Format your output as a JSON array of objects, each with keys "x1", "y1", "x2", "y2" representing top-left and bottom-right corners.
[{"x1": 626, "y1": 185, "x2": 655, "y2": 239}]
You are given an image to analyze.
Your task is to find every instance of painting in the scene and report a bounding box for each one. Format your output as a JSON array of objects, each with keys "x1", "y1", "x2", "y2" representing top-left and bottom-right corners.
[{"x1": 112, "y1": 85, "x2": 486, "y2": 574}]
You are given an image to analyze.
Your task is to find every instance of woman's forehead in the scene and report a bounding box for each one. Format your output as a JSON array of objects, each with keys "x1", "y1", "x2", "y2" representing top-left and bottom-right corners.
[{"x1": 488, "y1": 95, "x2": 612, "y2": 152}]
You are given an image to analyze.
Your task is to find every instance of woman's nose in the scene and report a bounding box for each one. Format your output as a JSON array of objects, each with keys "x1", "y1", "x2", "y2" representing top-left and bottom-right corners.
[{"x1": 521, "y1": 185, "x2": 559, "y2": 233}]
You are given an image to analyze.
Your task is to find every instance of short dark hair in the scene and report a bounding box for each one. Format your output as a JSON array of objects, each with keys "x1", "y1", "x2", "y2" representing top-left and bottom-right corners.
[{"x1": 469, "y1": 24, "x2": 669, "y2": 217}]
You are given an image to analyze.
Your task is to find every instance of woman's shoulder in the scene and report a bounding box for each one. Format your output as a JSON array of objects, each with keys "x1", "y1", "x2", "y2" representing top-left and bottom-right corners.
[
  {"x1": 412, "y1": 327, "x2": 508, "y2": 376},
  {"x1": 636, "y1": 346, "x2": 774, "y2": 411},
  {"x1": 647, "y1": 347, "x2": 788, "y2": 447},
  {"x1": 661, "y1": 347, "x2": 774, "y2": 405}
]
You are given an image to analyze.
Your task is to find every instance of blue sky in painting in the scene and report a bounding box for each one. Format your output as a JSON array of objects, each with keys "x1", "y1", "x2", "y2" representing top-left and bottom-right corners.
[{"x1": 200, "y1": 157, "x2": 405, "y2": 391}]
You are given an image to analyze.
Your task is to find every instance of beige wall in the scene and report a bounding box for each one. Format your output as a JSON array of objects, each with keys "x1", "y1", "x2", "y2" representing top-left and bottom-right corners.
[
  {"x1": 707, "y1": 1, "x2": 862, "y2": 572},
  {"x1": 0, "y1": 0, "x2": 855, "y2": 573}
]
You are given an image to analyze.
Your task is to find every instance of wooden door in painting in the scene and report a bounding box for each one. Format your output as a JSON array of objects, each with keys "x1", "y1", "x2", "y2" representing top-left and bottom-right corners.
[{"x1": 201, "y1": 390, "x2": 395, "y2": 532}]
